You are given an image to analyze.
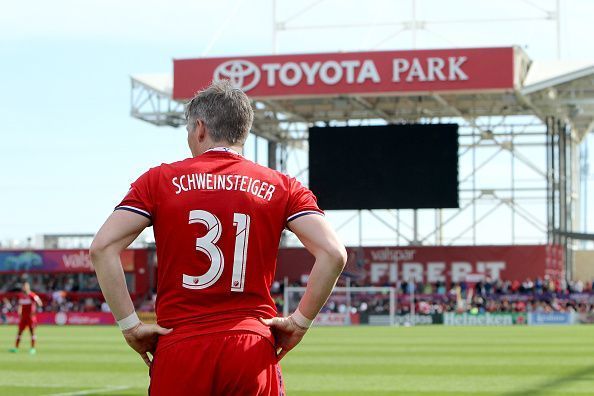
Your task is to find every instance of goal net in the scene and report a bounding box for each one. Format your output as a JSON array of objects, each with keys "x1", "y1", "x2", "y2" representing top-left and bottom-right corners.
[{"x1": 283, "y1": 286, "x2": 397, "y2": 326}]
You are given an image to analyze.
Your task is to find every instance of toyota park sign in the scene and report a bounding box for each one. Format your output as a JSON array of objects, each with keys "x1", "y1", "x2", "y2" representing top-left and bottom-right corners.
[{"x1": 173, "y1": 47, "x2": 517, "y2": 99}]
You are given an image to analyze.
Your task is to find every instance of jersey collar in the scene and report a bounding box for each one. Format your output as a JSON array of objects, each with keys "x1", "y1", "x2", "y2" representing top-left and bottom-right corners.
[{"x1": 203, "y1": 147, "x2": 242, "y2": 156}]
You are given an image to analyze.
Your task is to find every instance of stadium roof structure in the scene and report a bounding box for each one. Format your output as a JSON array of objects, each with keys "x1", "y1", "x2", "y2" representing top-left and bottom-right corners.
[
  {"x1": 130, "y1": 47, "x2": 594, "y2": 276},
  {"x1": 130, "y1": 47, "x2": 594, "y2": 143}
]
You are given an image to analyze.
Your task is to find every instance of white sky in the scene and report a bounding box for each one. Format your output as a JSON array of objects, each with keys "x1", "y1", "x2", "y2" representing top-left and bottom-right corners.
[{"x1": 1, "y1": 0, "x2": 594, "y2": 247}]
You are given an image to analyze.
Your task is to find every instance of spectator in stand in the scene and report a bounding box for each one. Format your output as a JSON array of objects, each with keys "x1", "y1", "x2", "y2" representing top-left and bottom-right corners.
[
  {"x1": 422, "y1": 283, "x2": 433, "y2": 295},
  {"x1": 484, "y1": 277, "x2": 493, "y2": 295}
]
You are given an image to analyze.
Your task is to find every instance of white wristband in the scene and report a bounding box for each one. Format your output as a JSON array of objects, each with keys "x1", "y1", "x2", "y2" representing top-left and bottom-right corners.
[
  {"x1": 292, "y1": 308, "x2": 314, "y2": 329},
  {"x1": 117, "y1": 311, "x2": 140, "y2": 331}
]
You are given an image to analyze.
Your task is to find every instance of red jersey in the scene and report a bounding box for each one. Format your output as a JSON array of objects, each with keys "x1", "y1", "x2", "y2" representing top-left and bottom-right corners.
[
  {"x1": 18, "y1": 292, "x2": 39, "y2": 319},
  {"x1": 117, "y1": 148, "x2": 322, "y2": 343}
]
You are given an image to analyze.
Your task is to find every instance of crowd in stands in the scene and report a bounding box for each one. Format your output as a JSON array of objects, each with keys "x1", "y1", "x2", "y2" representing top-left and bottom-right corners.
[
  {"x1": 2, "y1": 272, "x2": 594, "y2": 316},
  {"x1": 273, "y1": 276, "x2": 594, "y2": 316},
  {"x1": 0, "y1": 273, "x2": 101, "y2": 293},
  {"x1": 0, "y1": 273, "x2": 108, "y2": 314}
]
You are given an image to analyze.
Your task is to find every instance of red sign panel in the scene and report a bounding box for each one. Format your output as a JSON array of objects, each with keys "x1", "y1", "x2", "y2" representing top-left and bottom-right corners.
[
  {"x1": 173, "y1": 47, "x2": 515, "y2": 100},
  {"x1": 276, "y1": 245, "x2": 564, "y2": 285},
  {"x1": 0, "y1": 249, "x2": 136, "y2": 273}
]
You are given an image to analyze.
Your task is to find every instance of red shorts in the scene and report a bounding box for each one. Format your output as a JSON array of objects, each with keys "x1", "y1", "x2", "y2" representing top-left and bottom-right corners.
[
  {"x1": 150, "y1": 331, "x2": 285, "y2": 396},
  {"x1": 18, "y1": 317, "x2": 36, "y2": 332}
]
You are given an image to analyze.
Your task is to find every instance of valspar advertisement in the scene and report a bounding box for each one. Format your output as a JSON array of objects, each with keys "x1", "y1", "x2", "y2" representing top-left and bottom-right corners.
[
  {"x1": 0, "y1": 250, "x2": 136, "y2": 273},
  {"x1": 276, "y1": 245, "x2": 563, "y2": 285}
]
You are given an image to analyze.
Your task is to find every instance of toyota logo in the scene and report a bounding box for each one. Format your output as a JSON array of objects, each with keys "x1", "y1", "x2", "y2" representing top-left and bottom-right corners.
[{"x1": 213, "y1": 60, "x2": 261, "y2": 92}]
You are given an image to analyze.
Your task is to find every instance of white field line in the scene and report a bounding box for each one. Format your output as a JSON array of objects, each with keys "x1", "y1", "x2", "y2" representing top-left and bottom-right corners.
[{"x1": 45, "y1": 385, "x2": 131, "y2": 396}]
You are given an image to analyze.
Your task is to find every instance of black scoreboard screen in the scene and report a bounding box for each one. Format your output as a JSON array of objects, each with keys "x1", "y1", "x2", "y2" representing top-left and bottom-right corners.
[{"x1": 308, "y1": 124, "x2": 459, "y2": 210}]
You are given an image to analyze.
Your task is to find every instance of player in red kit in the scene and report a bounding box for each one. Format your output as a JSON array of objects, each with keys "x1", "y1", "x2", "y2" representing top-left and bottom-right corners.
[
  {"x1": 91, "y1": 80, "x2": 347, "y2": 395},
  {"x1": 9, "y1": 282, "x2": 43, "y2": 354}
]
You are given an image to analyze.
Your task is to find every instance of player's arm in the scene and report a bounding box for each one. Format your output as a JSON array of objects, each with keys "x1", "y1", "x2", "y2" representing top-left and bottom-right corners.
[
  {"x1": 90, "y1": 210, "x2": 171, "y2": 366},
  {"x1": 261, "y1": 214, "x2": 346, "y2": 360},
  {"x1": 91, "y1": 210, "x2": 147, "y2": 320},
  {"x1": 33, "y1": 295, "x2": 43, "y2": 308},
  {"x1": 289, "y1": 214, "x2": 347, "y2": 319}
]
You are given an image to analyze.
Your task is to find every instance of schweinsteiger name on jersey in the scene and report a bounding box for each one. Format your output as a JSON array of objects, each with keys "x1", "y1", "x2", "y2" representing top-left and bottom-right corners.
[{"x1": 172, "y1": 173, "x2": 276, "y2": 201}]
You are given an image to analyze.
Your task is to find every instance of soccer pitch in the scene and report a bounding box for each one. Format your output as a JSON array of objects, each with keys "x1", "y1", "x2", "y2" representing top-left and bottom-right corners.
[{"x1": 1, "y1": 325, "x2": 594, "y2": 395}]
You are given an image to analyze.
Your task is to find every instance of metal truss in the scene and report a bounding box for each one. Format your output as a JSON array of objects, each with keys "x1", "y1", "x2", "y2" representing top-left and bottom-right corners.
[
  {"x1": 131, "y1": 77, "x2": 186, "y2": 127},
  {"x1": 278, "y1": 114, "x2": 560, "y2": 248},
  {"x1": 272, "y1": 0, "x2": 561, "y2": 56}
]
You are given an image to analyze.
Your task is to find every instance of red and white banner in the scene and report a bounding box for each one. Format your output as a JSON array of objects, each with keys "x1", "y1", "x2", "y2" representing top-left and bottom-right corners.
[
  {"x1": 314, "y1": 313, "x2": 360, "y2": 326},
  {"x1": 173, "y1": 47, "x2": 516, "y2": 99},
  {"x1": 276, "y1": 245, "x2": 564, "y2": 285},
  {"x1": 5, "y1": 312, "x2": 115, "y2": 326}
]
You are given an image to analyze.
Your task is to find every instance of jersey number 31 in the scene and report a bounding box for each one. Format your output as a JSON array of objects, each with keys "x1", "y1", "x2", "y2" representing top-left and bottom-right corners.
[{"x1": 182, "y1": 210, "x2": 250, "y2": 292}]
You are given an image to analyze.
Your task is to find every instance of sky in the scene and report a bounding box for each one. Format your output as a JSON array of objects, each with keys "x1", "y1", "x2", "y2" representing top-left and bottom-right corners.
[{"x1": 1, "y1": 0, "x2": 594, "y2": 247}]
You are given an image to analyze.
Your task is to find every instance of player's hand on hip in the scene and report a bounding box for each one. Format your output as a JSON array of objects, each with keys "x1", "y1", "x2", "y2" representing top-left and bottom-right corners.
[
  {"x1": 121, "y1": 322, "x2": 172, "y2": 367},
  {"x1": 259, "y1": 316, "x2": 308, "y2": 361}
]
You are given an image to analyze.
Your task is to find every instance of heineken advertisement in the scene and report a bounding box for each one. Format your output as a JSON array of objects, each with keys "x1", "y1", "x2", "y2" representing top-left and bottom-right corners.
[{"x1": 444, "y1": 313, "x2": 527, "y2": 326}]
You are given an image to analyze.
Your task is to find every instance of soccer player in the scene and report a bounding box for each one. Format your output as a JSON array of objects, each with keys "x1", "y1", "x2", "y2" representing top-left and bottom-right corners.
[
  {"x1": 9, "y1": 282, "x2": 43, "y2": 354},
  {"x1": 90, "y1": 80, "x2": 347, "y2": 395}
]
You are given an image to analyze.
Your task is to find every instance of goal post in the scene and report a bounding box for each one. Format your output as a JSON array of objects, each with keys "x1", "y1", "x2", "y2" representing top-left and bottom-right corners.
[{"x1": 283, "y1": 286, "x2": 397, "y2": 326}]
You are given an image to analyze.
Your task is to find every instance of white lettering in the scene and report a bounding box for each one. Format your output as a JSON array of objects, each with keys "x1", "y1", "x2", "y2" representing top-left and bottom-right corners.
[
  {"x1": 427, "y1": 262, "x2": 446, "y2": 283},
  {"x1": 239, "y1": 176, "x2": 248, "y2": 192},
  {"x1": 390, "y1": 263, "x2": 398, "y2": 282},
  {"x1": 371, "y1": 263, "x2": 389, "y2": 283},
  {"x1": 357, "y1": 60, "x2": 380, "y2": 83},
  {"x1": 406, "y1": 58, "x2": 427, "y2": 82},
  {"x1": 187, "y1": 173, "x2": 196, "y2": 190},
  {"x1": 262, "y1": 63, "x2": 281, "y2": 86},
  {"x1": 449, "y1": 56, "x2": 468, "y2": 80},
  {"x1": 340, "y1": 60, "x2": 360, "y2": 84},
  {"x1": 264, "y1": 185, "x2": 275, "y2": 201},
  {"x1": 370, "y1": 248, "x2": 416, "y2": 262},
  {"x1": 172, "y1": 177, "x2": 181, "y2": 194},
  {"x1": 62, "y1": 252, "x2": 93, "y2": 270},
  {"x1": 392, "y1": 59, "x2": 410, "y2": 82},
  {"x1": 216, "y1": 175, "x2": 225, "y2": 189},
  {"x1": 451, "y1": 262, "x2": 473, "y2": 282},
  {"x1": 319, "y1": 61, "x2": 342, "y2": 85},
  {"x1": 484, "y1": 261, "x2": 506, "y2": 279},
  {"x1": 258, "y1": 182, "x2": 267, "y2": 198},
  {"x1": 251, "y1": 180, "x2": 261, "y2": 195},
  {"x1": 179, "y1": 175, "x2": 188, "y2": 192},
  {"x1": 197, "y1": 174, "x2": 207, "y2": 189},
  {"x1": 402, "y1": 263, "x2": 423, "y2": 282},
  {"x1": 300, "y1": 61, "x2": 321, "y2": 85},
  {"x1": 171, "y1": 173, "x2": 278, "y2": 201},
  {"x1": 426, "y1": 57, "x2": 446, "y2": 81},
  {"x1": 279, "y1": 62, "x2": 302, "y2": 86}
]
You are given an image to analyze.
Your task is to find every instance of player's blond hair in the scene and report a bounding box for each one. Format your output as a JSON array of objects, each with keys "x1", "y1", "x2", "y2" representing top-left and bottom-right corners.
[{"x1": 185, "y1": 80, "x2": 254, "y2": 145}]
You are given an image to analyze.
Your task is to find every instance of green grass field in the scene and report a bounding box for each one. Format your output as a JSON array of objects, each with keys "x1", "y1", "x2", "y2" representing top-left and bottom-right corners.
[{"x1": 1, "y1": 325, "x2": 594, "y2": 395}]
